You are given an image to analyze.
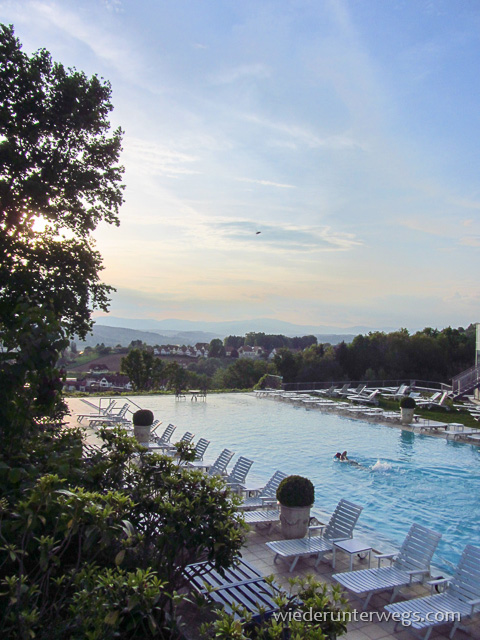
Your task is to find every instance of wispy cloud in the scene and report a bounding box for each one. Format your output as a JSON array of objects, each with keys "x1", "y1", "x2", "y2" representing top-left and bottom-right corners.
[
  {"x1": 459, "y1": 236, "x2": 480, "y2": 248},
  {"x1": 241, "y1": 113, "x2": 365, "y2": 151},
  {"x1": 236, "y1": 177, "x2": 296, "y2": 189},
  {"x1": 210, "y1": 63, "x2": 270, "y2": 85},
  {"x1": 15, "y1": 1, "x2": 144, "y2": 85},
  {"x1": 123, "y1": 137, "x2": 200, "y2": 178}
]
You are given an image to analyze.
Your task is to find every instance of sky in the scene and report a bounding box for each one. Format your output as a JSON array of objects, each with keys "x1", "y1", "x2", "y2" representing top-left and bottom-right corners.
[{"x1": 2, "y1": 0, "x2": 480, "y2": 331}]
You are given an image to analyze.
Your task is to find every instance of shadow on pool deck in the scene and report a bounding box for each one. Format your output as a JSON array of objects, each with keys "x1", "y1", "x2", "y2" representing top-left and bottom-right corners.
[{"x1": 181, "y1": 522, "x2": 480, "y2": 640}]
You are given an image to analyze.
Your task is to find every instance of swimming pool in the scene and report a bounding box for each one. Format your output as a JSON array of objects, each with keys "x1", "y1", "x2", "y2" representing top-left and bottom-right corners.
[{"x1": 128, "y1": 392, "x2": 480, "y2": 573}]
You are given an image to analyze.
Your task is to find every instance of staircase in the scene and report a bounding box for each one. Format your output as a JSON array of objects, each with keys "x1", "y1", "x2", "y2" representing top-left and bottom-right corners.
[{"x1": 451, "y1": 363, "x2": 480, "y2": 399}]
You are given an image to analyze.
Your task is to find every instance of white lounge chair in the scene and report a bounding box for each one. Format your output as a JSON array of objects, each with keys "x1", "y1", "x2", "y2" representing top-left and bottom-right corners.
[
  {"x1": 225, "y1": 456, "x2": 254, "y2": 491},
  {"x1": 243, "y1": 508, "x2": 280, "y2": 529},
  {"x1": 266, "y1": 498, "x2": 363, "y2": 572},
  {"x1": 445, "y1": 425, "x2": 477, "y2": 441},
  {"x1": 158, "y1": 430, "x2": 195, "y2": 452},
  {"x1": 192, "y1": 437, "x2": 210, "y2": 461},
  {"x1": 348, "y1": 389, "x2": 380, "y2": 405},
  {"x1": 206, "y1": 448, "x2": 235, "y2": 476},
  {"x1": 184, "y1": 558, "x2": 280, "y2": 622},
  {"x1": 417, "y1": 391, "x2": 448, "y2": 409},
  {"x1": 239, "y1": 470, "x2": 288, "y2": 511},
  {"x1": 346, "y1": 383, "x2": 367, "y2": 397},
  {"x1": 335, "y1": 383, "x2": 353, "y2": 397},
  {"x1": 382, "y1": 384, "x2": 409, "y2": 400},
  {"x1": 156, "y1": 423, "x2": 176, "y2": 446},
  {"x1": 333, "y1": 523, "x2": 442, "y2": 609},
  {"x1": 76, "y1": 398, "x2": 117, "y2": 423},
  {"x1": 385, "y1": 544, "x2": 480, "y2": 640},
  {"x1": 88, "y1": 402, "x2": 131, "y2": 427}
]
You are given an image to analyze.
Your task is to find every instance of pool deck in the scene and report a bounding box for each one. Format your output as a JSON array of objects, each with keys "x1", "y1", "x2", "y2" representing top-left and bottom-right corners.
[
  {"x1": 65, "y1": 398, "x2": 480, "y2": 638},
  {"x1": 179, "y1": 519, "x2": 480, "y2": 640},
  {"x1": 245, "y1": 524, "x2": 480, "y2": 640}
]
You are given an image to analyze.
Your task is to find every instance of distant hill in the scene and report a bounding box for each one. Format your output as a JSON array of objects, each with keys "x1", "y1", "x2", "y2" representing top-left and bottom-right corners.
[
  {"x1": 74, "y1": 325, "x2": 218, "y2": 349},
  {"x1": 93, "y1": 316, "x2": 378, "y2": 339}
]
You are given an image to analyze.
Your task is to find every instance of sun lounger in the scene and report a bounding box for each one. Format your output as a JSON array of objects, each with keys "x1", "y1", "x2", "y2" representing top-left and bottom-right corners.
[
  {"x1": 414, "y1": 420, "x2": 448, "y2": 433},
  {"x1": 385, "y1": 544, "x2": 480, "y2": 640},
  {"x1": 382, "y1": 384, "x2": 409, "y2": 400},
  {"x1": 156, "y1": 423, "x2": 176, "y2": 446},
  {"x1": 346, "y1": 384, "x2": 368, "y2": 397},
  {"x1": 446, "y1": 426, "x2": 478, "y2": 440},
  {"x1": 333, "y1": 523, "x2": 442, "y2": 609},
  {"x1": 158, "y1": 430, "x2": 195, "y2": 452},
  {"x1": 335, "y1": 383, "x2": 353, "y2": 397},
  {"x1": 184, "y1": 558, "x2": 280, "y2": 622},
  {"x1": 347, "y1": 389, "x2": 380, "y2": 405},
  {"x1": 416, "y1": 391, "x2": 449, "y2": 410},
  {"x1": 239, "y1": 470, "x2": 287, "y2": 511},
  {"x1": 76, "y1": 399, "x2": 117, "y2": 423},
  {"x1": 225, "y1": 456, "x2": 254, "y2": 491},
  {"x1": 188, "y1": 448, "x2": 235, "y2": 475},
  {"x1": 88, "y1": 402, "x2": 131, "y2": 427},
  {"x1": 266, "y1": 498, "x2": 363, "y2": 572},
  {"x1": 192, "y1": 437, "x2": 210, "y2": 461},
  {"x1": 243, "y1": 508, "x2": 280, "y2": 529}
]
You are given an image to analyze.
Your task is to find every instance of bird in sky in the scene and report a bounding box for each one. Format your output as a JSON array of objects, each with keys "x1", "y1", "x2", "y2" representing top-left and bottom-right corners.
[{"x1": 256, "y1": 231, "x2": 261, "y2": 235}]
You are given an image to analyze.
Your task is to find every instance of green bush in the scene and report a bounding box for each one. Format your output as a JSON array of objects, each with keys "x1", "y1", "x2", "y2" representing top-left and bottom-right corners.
[
  {"x1": 201, "y1": 574, "x2": 350, "y2": 639},
  {"x1": 276, "y1": 475, "x2": 314, "y2": 508},
  {"x1": 400, "y1": 396, "x2": 416, "y2": 409},
  {"x1": 133, "y1": 409, "x2": 154, "y2": 426}
]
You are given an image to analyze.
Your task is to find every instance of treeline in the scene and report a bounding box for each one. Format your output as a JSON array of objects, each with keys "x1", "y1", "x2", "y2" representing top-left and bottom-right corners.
[
  {"x1": 273, "y1": 325, "x2": 476, "y2": 384},
  {"x1": 224, "y1": 332, "x2": 318, "y2": 351},
  {"x1": 121, "y1": 325, "x2": 476, "y2": 391}
]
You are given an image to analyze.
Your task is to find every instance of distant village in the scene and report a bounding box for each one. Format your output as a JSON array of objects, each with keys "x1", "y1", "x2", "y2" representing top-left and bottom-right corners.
[{"x1": 64, "y1": 341, "x2": 277, "y2": 393}]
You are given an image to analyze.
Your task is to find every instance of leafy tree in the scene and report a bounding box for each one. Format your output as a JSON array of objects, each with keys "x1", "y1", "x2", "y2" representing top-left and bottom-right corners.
[
  {"x1": 223, "y1": 335, "x2": 244, "y2": 349},
  {"x1": 214, "y1": 358, "x2": 271, "y2": 389},
  {"x1": 273, "y1": 347, "x2": 301, "y2": 383},
  {"x1": 121, "y1": 349, "x2": 165, "y2": 390},
  {"x1": 0, "y1": 302, "x2": 68, "y2": 456},
  {"x1": 164, "y1": 361, "x2": 187, "y2": 391},
  {"x1": 0, "y1": 24, "x2": 124, "y2": 340},
  {"x1": 129, "y1": 339, "x2": 145, "y2": 349},
  {"x1": 208, "y1": 338, "x2": 225, "y2": 358}
]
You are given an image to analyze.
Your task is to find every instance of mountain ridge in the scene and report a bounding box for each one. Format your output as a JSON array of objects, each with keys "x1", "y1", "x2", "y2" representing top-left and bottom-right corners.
[{"x1": 92, "y1": 316, "x2": 392, "y2": 336}]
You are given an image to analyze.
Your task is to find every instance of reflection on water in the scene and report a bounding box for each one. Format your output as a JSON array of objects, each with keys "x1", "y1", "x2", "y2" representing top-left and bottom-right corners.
[{"x1": 127, "y1": 392, "x2": 480, "y2": 572}]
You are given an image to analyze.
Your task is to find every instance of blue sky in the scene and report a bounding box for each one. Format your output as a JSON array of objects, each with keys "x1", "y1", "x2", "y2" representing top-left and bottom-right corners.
[{"x1": 2, "y1": 0, "x2": 480, "y2": 330}]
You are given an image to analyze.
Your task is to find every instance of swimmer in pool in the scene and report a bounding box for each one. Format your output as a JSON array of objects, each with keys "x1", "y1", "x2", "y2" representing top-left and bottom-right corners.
[{"x1": 334, "y1": 451, "x2": 361, "y2": 466}]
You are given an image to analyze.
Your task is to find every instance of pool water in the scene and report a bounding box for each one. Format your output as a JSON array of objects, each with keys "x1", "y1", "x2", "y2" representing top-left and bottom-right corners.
[{"x1": 129, "y1": 392, "x2": 480, "y2": 573}]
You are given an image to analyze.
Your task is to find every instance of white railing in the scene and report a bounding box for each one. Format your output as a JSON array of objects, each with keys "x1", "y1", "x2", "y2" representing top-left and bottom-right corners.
[{"x1": 451, "y1": 364, "x2": 480, "y2": 397}]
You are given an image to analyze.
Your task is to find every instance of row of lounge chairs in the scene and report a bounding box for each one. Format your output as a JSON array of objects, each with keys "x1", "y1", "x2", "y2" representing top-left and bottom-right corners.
[{"x1": 186, "y1": 488, "x2": 480, "y2": 639}]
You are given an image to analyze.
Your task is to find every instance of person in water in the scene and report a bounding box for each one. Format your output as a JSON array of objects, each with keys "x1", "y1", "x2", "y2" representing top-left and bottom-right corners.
[{"x1": 334, "y1": 451, "x2": 361, "y2": 466}]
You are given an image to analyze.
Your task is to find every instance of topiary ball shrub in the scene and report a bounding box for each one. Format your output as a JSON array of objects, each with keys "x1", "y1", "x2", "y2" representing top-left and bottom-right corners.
[
  {"x1": 400, "y1": 396, "x2": 416, "y2": 409},
  {"x1": 276, "y1": 475, "x2": 314, "y2": 508},
  {"x1": 132, "y1": 409, "x2": 154, "y2": 426}
]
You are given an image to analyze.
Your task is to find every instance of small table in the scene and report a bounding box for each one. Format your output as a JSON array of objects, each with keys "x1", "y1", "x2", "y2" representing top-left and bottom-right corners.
[
  {"x1": 189, "y1": 390, "x2": 206, "y2": 401},
  {"x1": 332, "y1": 538, "x2": 372, "y2": 571}
]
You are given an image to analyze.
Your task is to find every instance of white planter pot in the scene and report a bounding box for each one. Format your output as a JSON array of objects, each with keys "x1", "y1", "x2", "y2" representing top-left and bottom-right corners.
[
  {"x1": 400, "y1": 407, "x2": 415, "y2": 425},
  {"x1": 133, "y1": 424, "x2": 151, "y2": 444},
  {"x1": 280, "y1": 504, "x2": 312, "y2": 539}
]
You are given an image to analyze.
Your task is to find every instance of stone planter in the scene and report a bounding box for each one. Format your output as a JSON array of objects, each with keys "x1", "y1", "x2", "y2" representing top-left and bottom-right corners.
[
  {"x1": 280, "y1": 504, "x2": 312, "y2": 539},
  {"x1": 133, "y1": 424, "x2": 151, "y2": 444},
  {"x1": 400, "y1": 407, "x2": 415, "y2": 425}
]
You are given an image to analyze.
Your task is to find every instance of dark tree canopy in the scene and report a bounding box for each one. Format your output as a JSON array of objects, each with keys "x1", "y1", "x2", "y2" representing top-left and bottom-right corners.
[{"x1": 0, "y1": 24, "x2": 124, "y2": 338}]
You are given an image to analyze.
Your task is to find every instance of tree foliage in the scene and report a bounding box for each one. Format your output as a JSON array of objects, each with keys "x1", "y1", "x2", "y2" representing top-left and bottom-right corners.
[
  {"x1": 0, "y1": 24, "x2": 124, "y2": 339},
  {"x1": 120, "y1": 348, "x2": 165, "y2": 391},
  {"x1": 272, "y1": 325, "x2": 476, "y2": 385}
]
